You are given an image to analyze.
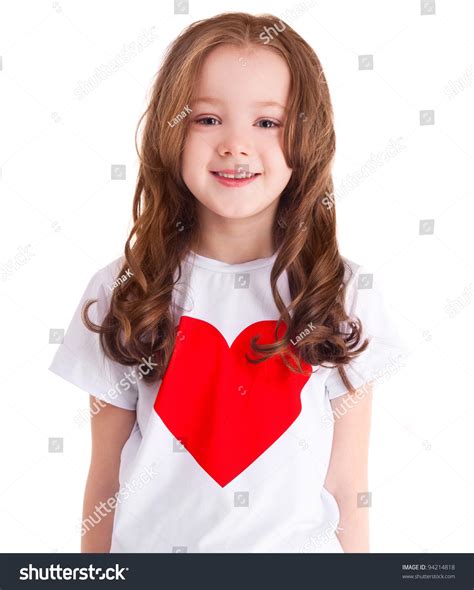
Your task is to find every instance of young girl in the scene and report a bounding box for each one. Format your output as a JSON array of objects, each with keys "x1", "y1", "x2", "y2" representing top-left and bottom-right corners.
[{"x1": 49, "y1": 12, "x2": 406, "y2": 553}]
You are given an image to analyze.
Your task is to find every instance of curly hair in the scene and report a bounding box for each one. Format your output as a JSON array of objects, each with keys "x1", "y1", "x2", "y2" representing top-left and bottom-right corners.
[{"x1": 82, "y1": 11, "x2": 369, "y2": 394}]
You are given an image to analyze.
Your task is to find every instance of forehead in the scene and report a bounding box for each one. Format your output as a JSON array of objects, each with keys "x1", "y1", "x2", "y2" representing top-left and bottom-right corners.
[{"x1": 192, "y1": 44, "x2": 291, "y2": 108}]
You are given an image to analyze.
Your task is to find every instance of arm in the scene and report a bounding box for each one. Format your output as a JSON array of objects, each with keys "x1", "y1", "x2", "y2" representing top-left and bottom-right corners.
[
  {"x1": 81, "y1": 395, "x2": 137, "y2": 553},
  {"x1": 324, "y1": 382, "x2": 373, "y2": 553}
]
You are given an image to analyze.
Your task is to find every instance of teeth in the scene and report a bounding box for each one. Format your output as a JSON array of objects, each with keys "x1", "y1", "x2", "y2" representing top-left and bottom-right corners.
[{"x1": 215, "y1": 171, "x2": 256, "y2": 179}]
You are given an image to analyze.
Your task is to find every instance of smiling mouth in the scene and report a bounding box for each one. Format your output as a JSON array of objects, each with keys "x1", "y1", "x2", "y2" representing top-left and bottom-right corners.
[{"x1": 211, "y1": 171, "x2": 261, "y2": 179}]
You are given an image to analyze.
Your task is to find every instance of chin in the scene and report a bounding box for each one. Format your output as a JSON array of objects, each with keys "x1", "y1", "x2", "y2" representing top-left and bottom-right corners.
[
  {"x1": 196, "y1": 194, "x2": 264, "y2": 219},
  {"x1": 209, "y1": 207, "x2": 257, "y2": 220},
  {"x1": 210, "y1": 201, "x2": 268, "y2": 220}
]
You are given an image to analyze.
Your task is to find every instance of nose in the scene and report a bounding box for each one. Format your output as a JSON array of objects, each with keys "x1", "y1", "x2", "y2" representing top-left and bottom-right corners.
[{"x1": 217, "y1": 128, "x2": 253, "y2": 157}]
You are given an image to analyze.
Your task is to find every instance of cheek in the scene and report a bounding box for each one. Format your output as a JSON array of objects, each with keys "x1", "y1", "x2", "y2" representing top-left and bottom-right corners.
[
  {"x1": 182, "y1": 136, "x2": 211, "y2": 176},
  {"x1": 258, "y1": 132, "x2": 288, "y2": 164},
  {"x1": 261, "y1": 146, "x2": 291, "y2": 180},
  {"x1": 182, "y1": 136, "x2": 195, "y2": 164},
  {"x1": 181, "y1": 140, "x2": 199, "y2": 183}
]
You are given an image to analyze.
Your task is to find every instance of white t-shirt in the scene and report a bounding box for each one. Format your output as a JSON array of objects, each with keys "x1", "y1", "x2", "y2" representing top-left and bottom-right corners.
[{"x1": 48, "y1": 249, "x2": 407, "y2": 553}]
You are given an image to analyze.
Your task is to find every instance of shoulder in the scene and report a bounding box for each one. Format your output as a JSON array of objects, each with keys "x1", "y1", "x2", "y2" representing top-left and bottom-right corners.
[
  {"x1": 82, "y1": 255, "x2": 128, "y2": 299},
  {"x1": 339, "y1": 255, "x2": 396, "y2": 331},
  {"x1": 74, "y1": 255, "x2": 129, "y2": 323},
  {"x1": 339, "y1": 255, "x2": 382, "y2": 319},
  {"x1": 340, "y1": 255, "x2": 361, "y2": 281},
  {"x1": 325, "y1": 256, "x2": 408, "y2": 398},
  {"x1": 89, "y1": 255, "x2": 127, "y2": 287},
  {"x1": 48, "y1": 254, "x2": 140, "y2": 411},
  {"x1": 340, "y1": 254, "x2": 364, "y2": 293}
]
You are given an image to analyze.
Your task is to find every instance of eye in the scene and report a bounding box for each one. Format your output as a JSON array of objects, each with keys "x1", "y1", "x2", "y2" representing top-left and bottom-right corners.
[
  {"x1": 195, "y1": 116, "x2": 220, "y2": 126},
  {"x1": 256, "y1": 119, "x2": 281, "y2": 129}
]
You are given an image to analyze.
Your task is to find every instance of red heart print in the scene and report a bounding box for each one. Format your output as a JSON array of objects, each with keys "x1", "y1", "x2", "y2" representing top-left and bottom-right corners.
[{"x1": 154, "y1": 316, "x2": 313, "y2": 487}]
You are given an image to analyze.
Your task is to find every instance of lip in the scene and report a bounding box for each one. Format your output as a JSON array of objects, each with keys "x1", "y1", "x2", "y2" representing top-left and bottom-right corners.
[
  {"x1": 210, "y1": 170, "x2": 261, "y2": 188},
  {"x1": 212, "y1": 168, "x2": 261, "y2": 174}
]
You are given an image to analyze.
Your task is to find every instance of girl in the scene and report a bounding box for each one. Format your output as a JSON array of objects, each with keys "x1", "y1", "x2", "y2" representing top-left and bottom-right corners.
[{"x1": 49, "y1": 12, "x2": 406, "y2": 553}]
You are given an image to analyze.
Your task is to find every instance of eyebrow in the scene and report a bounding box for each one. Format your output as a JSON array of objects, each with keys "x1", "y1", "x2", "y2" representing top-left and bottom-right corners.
[{"x1": 192, "y1": 97, "x2": 288, "y2": 112}]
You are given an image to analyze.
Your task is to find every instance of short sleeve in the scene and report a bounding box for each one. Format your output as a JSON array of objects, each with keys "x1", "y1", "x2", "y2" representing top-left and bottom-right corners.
[
  {"x1": 325, "y1": 262, "x2": 410, "y2": 400},
  {"x1": 48, "y1": 259, "x2": 139, "y2": 411}
]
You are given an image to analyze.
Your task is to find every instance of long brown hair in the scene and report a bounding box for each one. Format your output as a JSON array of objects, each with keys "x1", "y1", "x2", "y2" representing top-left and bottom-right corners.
[{"x1": 83, "y1": 12, "x2": 369, "y2": 394}]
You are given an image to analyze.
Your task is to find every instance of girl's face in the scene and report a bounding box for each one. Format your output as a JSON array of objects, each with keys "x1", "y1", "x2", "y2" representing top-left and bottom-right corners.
[{"x1": 181, "y1": 44, "x2": 292, "y2": 221}]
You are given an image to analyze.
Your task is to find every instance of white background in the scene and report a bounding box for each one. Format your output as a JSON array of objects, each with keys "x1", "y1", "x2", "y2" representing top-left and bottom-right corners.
[{"x1": 0, "y1": 0, "x2": 473, "y2": 553}]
